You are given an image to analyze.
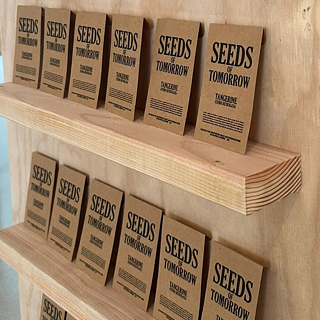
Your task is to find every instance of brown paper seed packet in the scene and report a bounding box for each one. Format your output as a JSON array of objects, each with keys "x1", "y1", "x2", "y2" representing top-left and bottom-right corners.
[
  {"x1": 113, "y1": 195, "x2": 163, "y2": 311},
  {"x1": 201, "y1": 242, "x2": 263, "y2": 320},
  {"x1": 144, "y1": 18, "x2": 200, "y2": 135},
  {"x1": 47, "y1": 165, "x2": 86, "y2": 261},
  {"x1": 13, "y1": 5, "x2": 43, "y2": 88},
  {"x1": 75, "y1": 179, "x2": 123, "y2": 285},
  {"x1": 105, "y1": 14, "x2": 144, "y2": 120},
  {"x1": 153, "y1": 216, "x2": 205, "y2": 320},
  {"x1": 40, "y1": 294, "x2": 67, "y2": 320},
  {"x1": 194, "y1": 24, "x2": 263, "y2": 154},
  {"x1": 24, "y1": 152, "x2": 57, "y2": 240},
  {"x1": 40, "y1": 8, "x2": 74, "y2": 98},
  {"x1": 68, "y1": 11, "x2": 107, "y2": 108}
]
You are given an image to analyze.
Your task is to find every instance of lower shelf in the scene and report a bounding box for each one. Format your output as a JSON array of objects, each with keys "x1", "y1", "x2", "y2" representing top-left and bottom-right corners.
[{"x1": 0, "y1": 223, "x2": 154, "y2": 320}]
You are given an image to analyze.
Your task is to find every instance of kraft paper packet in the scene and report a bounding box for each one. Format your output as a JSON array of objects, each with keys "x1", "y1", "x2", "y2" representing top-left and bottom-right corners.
[
  {"x1": 47, "y1": 165, "x2": 86, "y2": 261},
  {"x1": 40, "y1": 8, "x2": 74, "y2": 98},
  {"x1": 153, "y1": 215, "x2": 205, "y2": 320},
  {"x1": 105, "y1": 14, "x2": 144, "y2": 121},
  {"x1": 13, "y1": 6, "x2": 43, "y2": 88},
  {"x1": 113, "y1": 195, "x2": 163, "y2": 311},
  {"x1": 24, "y1": 152, "x2": 57, "y2": 240},
  {"x1": 75, "y1": 179, "x2": 123, "y2": 285},
  {"x1": 40, "y1": 294, "x2": 67, "y2": 320},
  {"x1": 194, "y1": 24, "x2": 263, "y2": 154},
  {"x1": 68, "y1": 11, "x2": 107, "y2": 108},
  {"x1": 144, "y1": 18, "x2": 200, "y2": 135},
  {"x1": 66, "y1": 314, "x2": 76, "y2": 320},
  {"x1": 201, "y1": 242, "x2": 263, "y2": 320}
]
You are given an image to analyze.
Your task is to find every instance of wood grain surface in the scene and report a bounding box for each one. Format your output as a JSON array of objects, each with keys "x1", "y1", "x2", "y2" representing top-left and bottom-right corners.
[
  {"x1": 0, "y1": 223, "x2": 154, "y2": 320},
  {"x1": 0, "y1": 83, "x2": 301, "y2": 214},
  {"x1": 1, "y1": 1, "x2": 318, "y2": 319}
]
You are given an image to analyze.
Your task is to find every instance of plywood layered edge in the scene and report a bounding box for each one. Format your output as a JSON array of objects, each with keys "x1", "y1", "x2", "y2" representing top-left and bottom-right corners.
[
  {"x1": 0, "y1": 223, "x2": 154, "y2": 320},
  {"x1": 245, "y1": 156, "x2": 301, "y2": 213},
  {"x1": 0, "y1": 83, "x2": 301, "y2": 215}
]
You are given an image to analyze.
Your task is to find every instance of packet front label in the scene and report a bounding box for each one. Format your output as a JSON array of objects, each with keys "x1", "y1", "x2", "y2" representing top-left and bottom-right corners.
[
  {"x1": 201, "y1": 242, "x2": 263, "y2": 320},
  {"x1": 68, "y1": 11, "x2": 107, "y2": 108},
  {"x1": 113, "y1": 195, "x2": 162, "y2": 310},
  {"x1": 24, "y1": 152, "x2": 57, "y2": 240},
  {"x1": 47, "y1": 165, "x2": 86, "y2": 261},
  {"x1": 40, "y1": 8, "x2": 73, "y2": 98},
  {"x1": 75, "y1": 179, "x2": 123, "y2": 285},
  {"x1": 13, "y1": 5, "x2": 43, "y2": 88},
  {"x1": 153, "y1": 216, "x2": 205, "y2": 320},
  {"x1": 39, "y1": 294, "x2": 67, "y2": 320},
  {"x1": 105, "y1": 14, "x2": 144, "y2": 120},
  {"x1": 144, "y1": 18, "x2": 200, "y2": 135},
  {"x1": 194, "y1": 24, "x2": 263, "y2": 154}
]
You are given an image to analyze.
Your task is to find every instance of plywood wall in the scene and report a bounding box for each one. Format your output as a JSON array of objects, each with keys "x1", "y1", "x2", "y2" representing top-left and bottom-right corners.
[{"x1": 2, "y1": 1, "x2": 319, "y2": 319}]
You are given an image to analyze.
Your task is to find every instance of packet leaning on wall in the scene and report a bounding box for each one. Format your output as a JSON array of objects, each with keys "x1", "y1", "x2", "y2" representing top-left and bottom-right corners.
[
  {"x1": 40, "y1": 293, "x2": 77, "y2": 320},
  {"x1": 194, "y1": 24, "x2": 263, "y2": 154},
  {"x1": 75, "y1": 179, "x2": 123, "y2": 285},
  {"x1": 68, "y1": 11, "x2": 107, "y2": 108},
  {"x1": 40, "y1": 8, "x2": 74, "y2": 98},
  {"x1": 105, "y1": 14, "x2": 144, "y2": 121},
  {"x1": 153, "y1": 215, "x2": 205, "y2": 320},
  {"x1": 40, "y1": 294, "x2": 67, "y2": 320},
  {"x1": 144, "y1": 18, "x2": 200, "y2": 135},
  {"x1": 47, "y1": 165, "x2": 86, "y2": 261},
  {"x1": 113, "y1": 195, "x2": 163, "y2": 311},
  {"x1": 201, "y1": 242, "x2": 264, "y2": 320},
  {"x1": 13, "y1": 5, "x2": 43, "y2": 88},
  {"x1": 24, "y1": 152, "x2": 57, "y2": 240}
]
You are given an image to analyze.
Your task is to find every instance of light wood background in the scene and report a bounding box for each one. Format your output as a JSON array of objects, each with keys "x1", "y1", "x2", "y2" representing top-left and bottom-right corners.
[{"x1": 1, "y1": 0, "x2": 317, "y2": 319}]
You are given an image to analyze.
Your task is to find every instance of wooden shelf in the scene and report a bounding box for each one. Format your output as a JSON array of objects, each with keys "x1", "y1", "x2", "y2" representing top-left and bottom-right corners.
[
  {"x1": 0, "y1": 223, "x2": 154, "y2": 320},
  {"x1": 0, "y1": 82, "x2": 301, "y2": 214}
]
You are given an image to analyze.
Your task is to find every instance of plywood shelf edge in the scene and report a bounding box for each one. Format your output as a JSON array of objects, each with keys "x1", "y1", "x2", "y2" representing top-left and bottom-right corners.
[
  {"x1": 0, "y1": 82, "x2": 301, "y2": 214},
  {"x1": 0, "y1": 223, "x2": 155, "y2": 320}
]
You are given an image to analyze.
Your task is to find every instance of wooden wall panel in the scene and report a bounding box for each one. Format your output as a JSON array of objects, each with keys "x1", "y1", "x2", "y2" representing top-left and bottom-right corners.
[
  {"x1": 18, "y1": 275, "x2": 42, "y2": 320},
  {"x1": 7, "y1": 121, "x2": 307, "y2": 320},
  {"x1": 2, "y1": 1, "x2": 319, "y2": 319}
]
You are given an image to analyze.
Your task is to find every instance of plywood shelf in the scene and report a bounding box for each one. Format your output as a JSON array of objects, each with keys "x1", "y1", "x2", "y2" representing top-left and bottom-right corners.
[
  {"x1": 0, "y1": 223, "x2": 155, "y2": 320},
  {"x1": 0, "y1": 82, "x2": 301, "y2": 214}
]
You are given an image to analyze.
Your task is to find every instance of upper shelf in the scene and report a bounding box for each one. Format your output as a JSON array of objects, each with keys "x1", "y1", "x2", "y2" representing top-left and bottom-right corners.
[
  {"x1": 0, "y1": 223, "x2": 154, "y2": 320},
  {"x1": 0, "y1": 82, "x2": 301, "y2": 215}
]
